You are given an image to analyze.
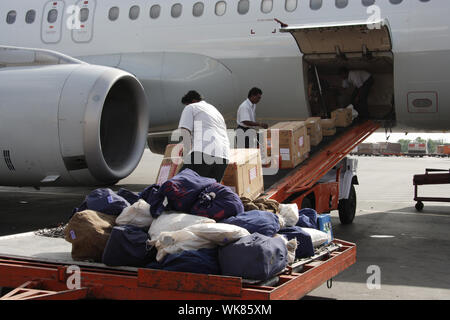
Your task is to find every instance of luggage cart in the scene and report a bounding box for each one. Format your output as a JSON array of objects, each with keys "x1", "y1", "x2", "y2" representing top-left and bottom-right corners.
[
  {"x1": 413, "y1": 168, "x2": 450, "y2": 211},
  {"x1": 0, "y1": 120, "x2": 379, "y2": 300}
]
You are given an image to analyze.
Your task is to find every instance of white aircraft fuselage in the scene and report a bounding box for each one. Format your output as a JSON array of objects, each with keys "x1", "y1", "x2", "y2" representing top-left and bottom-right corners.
[{"x1": 1, "y1": 0, "x2": 449, "y2": 133}]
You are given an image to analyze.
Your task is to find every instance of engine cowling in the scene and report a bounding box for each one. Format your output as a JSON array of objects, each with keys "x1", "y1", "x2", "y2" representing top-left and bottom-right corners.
[{"x1": 0, "y1": 62, "x2": 149, "y2": 186}]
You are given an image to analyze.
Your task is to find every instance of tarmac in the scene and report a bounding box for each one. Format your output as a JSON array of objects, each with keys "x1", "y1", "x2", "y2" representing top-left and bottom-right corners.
[{"x1": 0, "y1": 149, "x2": 449, "y2": 300}]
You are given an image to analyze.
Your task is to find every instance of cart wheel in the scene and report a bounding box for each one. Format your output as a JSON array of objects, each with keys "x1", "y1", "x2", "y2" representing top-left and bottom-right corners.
[
  {"x1": 338, "y1": 184, "x2": 356, "y2": 225},
  {"x1": 415, "y1": 201, "x2": 424, "y2": 211}
]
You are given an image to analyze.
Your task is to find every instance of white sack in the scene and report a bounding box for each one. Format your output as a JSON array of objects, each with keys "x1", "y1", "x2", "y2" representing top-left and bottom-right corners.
[
  {"x1": 185, "y1": 223, "x2": 250, "y2": 246},
  {"x1": 302, "y1": 228, "x2": 329, "y2": 248},
  {"x1": 275, "y1": 234, "x2": 297, "y2": 265},
  {"x1": 115, "y1": 199, "x2": 153, "y2": 228},
  {"x1": 148, "y1": 211, "x2": 215, "y2": 240},
  {"x1": 148, "y1": 229, "x2": 216, "y2": 262},
  {"x1": 278, "y1": 203, "x2": 299, "y2": 227}
]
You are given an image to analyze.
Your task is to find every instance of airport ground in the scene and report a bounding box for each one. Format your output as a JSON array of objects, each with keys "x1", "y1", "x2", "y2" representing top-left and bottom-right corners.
[{"x1": 0, "y1": 150, "x2": 449, "y2": 300}]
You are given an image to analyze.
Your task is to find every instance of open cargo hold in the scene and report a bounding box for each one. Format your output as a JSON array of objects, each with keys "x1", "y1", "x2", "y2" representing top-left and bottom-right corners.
[
  {"x1": 281, "y1": 21, "x2": 395, "y2": 122},
  {"x1": 0, "y1": 119, "x2": 380, "y2": 300}
]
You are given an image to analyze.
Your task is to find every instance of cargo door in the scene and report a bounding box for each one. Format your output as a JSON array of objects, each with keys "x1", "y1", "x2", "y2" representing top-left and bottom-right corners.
[
  {"x1": 41, "y1": 0, "x2": 65, "y2": 44},
  {"x1": 280, "y1": 20, "x2": 392, "y2": 55}
]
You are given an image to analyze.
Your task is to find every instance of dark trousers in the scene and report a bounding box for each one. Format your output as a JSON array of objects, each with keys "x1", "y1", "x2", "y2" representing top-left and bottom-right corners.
[
  {"x1": 180, "y1": 152, "x2": 229, "y2": 182},
  {"x1": 352, "y1": 76, "x2": 374, "y2": 119},
  {"x1": 236, "y1": 126, "x2": 259, "y2": 149}
]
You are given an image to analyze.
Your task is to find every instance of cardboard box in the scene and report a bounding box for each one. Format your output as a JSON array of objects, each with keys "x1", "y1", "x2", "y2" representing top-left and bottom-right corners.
[
  {"x1": 320, "y1": 118, "x2": 336, "y2": 136},
  {"x1": 266, "y1": 121, "x2": 310, "y2": 169},
  {"x1": 163, "y1": 143, "x2": 183, "y2": 159},
  {"x1": 331, "y1": 108, "x2": 353, "y2": 127},
  {"x1": 304, "y1": 117, "x2": 323, "y2": 146},
  {"x1": 156, "y1": 144, "x2": 184, "y2": 185},
  {"x1": 221, "y1": 148, "x2": 264, "y2": 199}
]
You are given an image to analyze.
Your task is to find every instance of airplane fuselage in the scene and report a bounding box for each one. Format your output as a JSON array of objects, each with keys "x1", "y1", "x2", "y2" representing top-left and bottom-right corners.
[{"x1": 1, "y1": 0, "x2": 449, "y2": 132}]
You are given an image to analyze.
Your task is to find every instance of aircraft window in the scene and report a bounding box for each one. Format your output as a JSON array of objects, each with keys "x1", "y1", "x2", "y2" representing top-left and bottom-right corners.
[
  {"x1": 238, "y1": 0, "x2": 250, "y2": 15},
  {"x1": 285, "y1": 0, "x2": 298, "y2": 12},
  {"x1": 80, "y1": 8, "x2": 89, "y2": 22},
  {"x1": 336, "y1": 0, "x2": 348, "y2": 9},
  {"x1": 171, "y1": 3, "x2": 183, "y2": 18},
  {"x1": 25, "y1": 10, "x2": 36, "y2": 24},
  {"x1": 310, "y1": 0, "x2": 322, "y2": 10},
  {"x1": 215, "y1": 1, "x2": 227, "y2": 16},
  {"x1": 389, "y1": 0, "x2": 402, "y2": 4},
  {"x1": 129, "y1": 5, "x2": 140, "y2": 20},
  {"x1": 109, "y1": 7, "x2": 119, "y2": 21},
  {"x1": 47, "y1": 9, "x2": 58, "y2": 23},
  {"x1": 215, "y1": 1, "x2": 227, "y2": 17},
  {"x1": 150, "y1": 5, "x2": 161, "y2": 19},
  {"x1": 6, "y1": 11, "x2": 17, "y2": 24},
  {"x1": 362, "y1": 0, "x2": 375, "y2": 6},
  {"x1": 261, "y1": 0, "x2": 273, "y2": 13},
  {"x1": 193, "y1": 2, "x2": 204, "y2": 17}
]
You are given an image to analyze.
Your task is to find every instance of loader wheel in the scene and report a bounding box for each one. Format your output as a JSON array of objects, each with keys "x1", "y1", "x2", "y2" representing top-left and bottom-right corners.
[
  {"x1": 415, "y1": 201, "x2": 424, "y2": 211},
  {"x1": 338, "y1": 184, "x2": 356, "y2": 225}
]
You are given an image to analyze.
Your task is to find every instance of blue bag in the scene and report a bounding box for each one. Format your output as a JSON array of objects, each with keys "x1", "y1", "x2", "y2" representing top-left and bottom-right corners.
[
  {"x1": 296, "y1": 208, "x2": 318, "y2": 229},
  {"x1": 73, "y1": 188, "x2": 130, "y2": 216},
  {"x1": 218, "y1": 233, "x2": 288, "y2": 281},
  {"x1": 102, "y1": 225, "x2": 156, "y2": 267},
  {"x1": 138, "y1": 184, "x2": 160, "y2": 203},
  {"x1": 278, "y1": 226, "x2": 315, "y2": 258},
  {"x1": 117, "y1": 188, "x2": 140, "y2": 205},
  {"x1": 190, "y1": 183, "x2": 244, "y2": 221},
  {"x1": 146, "y1": 248, "x2": 220, "y2": 275},
  {"x1": 151, "y1": 169, "x2": 216, "y2": 217},
  {"x1": 222, "y1": 210, "x2": 280, "y2": 237},
  {"x1": 138, "y1": 184, "x2": 165, "y2": 217}
]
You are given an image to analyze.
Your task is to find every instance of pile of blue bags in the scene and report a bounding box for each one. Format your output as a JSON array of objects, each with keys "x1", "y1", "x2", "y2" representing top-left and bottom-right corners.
[{"x1": 69, "y1": 168, "x2": 329, "y2": 281}]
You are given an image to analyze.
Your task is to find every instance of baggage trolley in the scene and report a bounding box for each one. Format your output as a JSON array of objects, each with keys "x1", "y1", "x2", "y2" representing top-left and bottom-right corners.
[{"x1": 413, "y1": 168, "x2": 450, "y2": 211}]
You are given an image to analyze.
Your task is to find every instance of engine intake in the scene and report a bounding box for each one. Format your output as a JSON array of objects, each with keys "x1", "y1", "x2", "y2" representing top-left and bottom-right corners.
[{"x1": 0, "y1": 50, "x2": 149, "y2": 187}]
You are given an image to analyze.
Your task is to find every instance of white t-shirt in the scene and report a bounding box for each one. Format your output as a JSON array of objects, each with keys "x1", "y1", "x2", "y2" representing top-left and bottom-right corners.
[
  {"x1": 178, "y1": 100, "x2": 230, "y2": 160},
  {"x1": 343, "y1": 70, "x2": 371, "y2": 89},
  {"x1": 236, "y1": 98, "x2": 256, "y2": 128}
]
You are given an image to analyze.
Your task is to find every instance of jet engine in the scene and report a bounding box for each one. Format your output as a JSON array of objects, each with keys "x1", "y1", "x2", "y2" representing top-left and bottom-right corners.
[{"x1": 0, "y1": 47, "x2": 149, "y2": 187}]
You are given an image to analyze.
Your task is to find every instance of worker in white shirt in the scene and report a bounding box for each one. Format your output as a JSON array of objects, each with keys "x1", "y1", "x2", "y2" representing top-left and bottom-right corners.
[
  {"x1": 178, "y1": 90, "x2": 230, "y2": 182},
  {"x1": 339, "y1": 68, "x2": 374, "y2": 119},
  {"x1": 236, "y1": 87, "x2": 268, "y2": 148}
]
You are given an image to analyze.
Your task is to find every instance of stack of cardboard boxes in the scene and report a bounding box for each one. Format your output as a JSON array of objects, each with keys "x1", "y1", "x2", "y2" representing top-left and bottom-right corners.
[{"x1": 265, "y1": 121, "x2": 311, "y2": 169}]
